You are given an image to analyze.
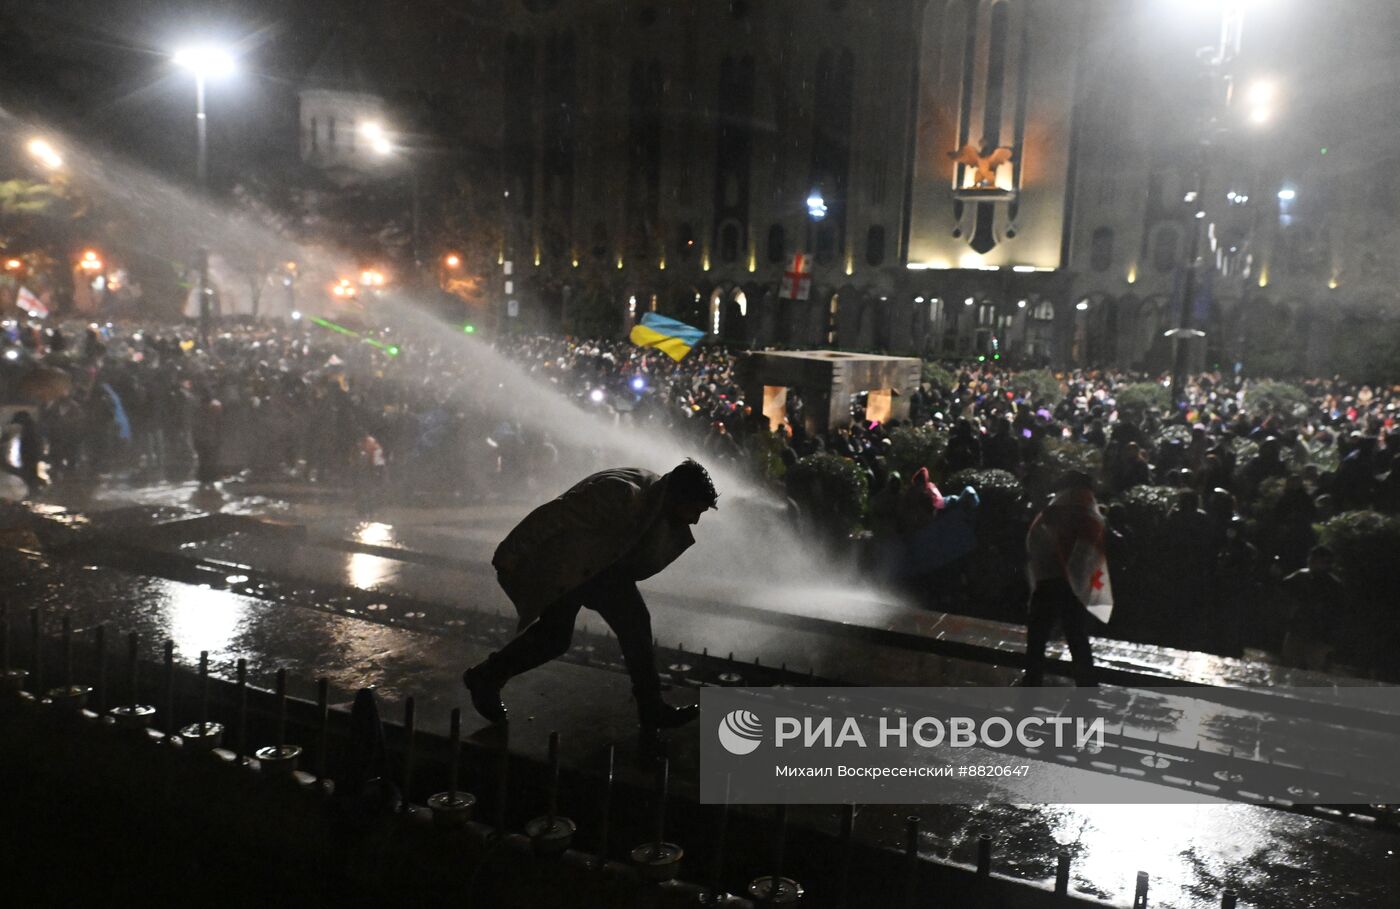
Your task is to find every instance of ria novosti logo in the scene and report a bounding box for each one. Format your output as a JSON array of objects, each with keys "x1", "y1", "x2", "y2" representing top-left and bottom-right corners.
[{"x1": 717, "y1": 709, "x2": 764, "y2": 755}]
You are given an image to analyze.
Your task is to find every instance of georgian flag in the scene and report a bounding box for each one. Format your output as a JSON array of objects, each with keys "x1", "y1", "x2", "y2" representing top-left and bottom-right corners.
[
  {"x1": 1027, "y1": 488, "x2": 1114, "y2": 623},
  {"x1": 1066, "y1": 535, "x2": 1113, "y2": 623},
  {"x1": 17, "y1": 286, "x2": 49, "y2": 319},
  {"x1": 780, "y1": 253, "x2": 812, "y2": 301}
]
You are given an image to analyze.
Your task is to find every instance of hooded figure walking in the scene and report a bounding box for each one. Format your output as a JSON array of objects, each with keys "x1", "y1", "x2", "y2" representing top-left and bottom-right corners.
[
  {"x1": 1023, "y1": 472, "x2": 1113, "y2": 686},
  {"x1": 464, "y1": 459, "x2": 719, "y2": 746}
]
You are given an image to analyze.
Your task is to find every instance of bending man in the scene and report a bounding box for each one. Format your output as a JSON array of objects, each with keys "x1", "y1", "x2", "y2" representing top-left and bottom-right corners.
[{"x1": 464, "y1": 459, "x2": 718, "y2": 739}]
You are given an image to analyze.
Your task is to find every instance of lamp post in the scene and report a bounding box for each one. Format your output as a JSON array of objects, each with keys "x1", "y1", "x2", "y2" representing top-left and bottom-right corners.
[
  {"x1": 26, "y1": 138, "x2": 64, "y2": 172},
  {"x1": 363, "y1": 122, "x2": 423, "y2": 273},
  {"x1": 1168, "y1": 4, "x2": 1252, "y2": 411},
  {"x1": 172, "y1": 44, "x2": 235, "y2": 190},
  {"x1": 174, "y1": 44, "x2": 235, "y2": 347}
]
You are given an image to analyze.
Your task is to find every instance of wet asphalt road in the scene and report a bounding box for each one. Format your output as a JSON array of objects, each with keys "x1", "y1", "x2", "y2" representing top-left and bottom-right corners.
[{"x1": 2, "y1": 477, "x2": 1398, "y2": 908}]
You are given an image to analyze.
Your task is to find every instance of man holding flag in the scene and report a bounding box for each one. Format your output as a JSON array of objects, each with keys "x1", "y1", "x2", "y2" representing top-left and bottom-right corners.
[{"x1": 1023, "y1": 472, "x2": 1112, "y2": 686}]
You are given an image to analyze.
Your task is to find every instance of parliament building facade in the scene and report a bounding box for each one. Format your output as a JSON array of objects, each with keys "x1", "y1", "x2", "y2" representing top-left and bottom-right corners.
[{"x1": 311, "y1": 0, "x2": 1395, "y2": 372}]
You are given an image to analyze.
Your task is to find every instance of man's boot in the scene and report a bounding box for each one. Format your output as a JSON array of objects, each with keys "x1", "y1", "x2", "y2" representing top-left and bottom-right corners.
[
  {"x1": 462, "y1": 663, "x2": 508, "y2": 724},
  {"x1": 636, "y1": 697, "x2": 698, "y2": 765},
  {"x1": 638, "y1": 701, "x2": 699, "y2": 729}
]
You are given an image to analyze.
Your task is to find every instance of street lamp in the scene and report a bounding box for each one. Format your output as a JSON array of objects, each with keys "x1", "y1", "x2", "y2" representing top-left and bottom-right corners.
[
  {"x1": 172, "y1": 44, "x2": 236, "y2": 189},
  {"x1": 26, "y1": 138, "x2": 63, "y2": 171},
  {"x1": 363, "y1": 121, "x2": 422, "y2": 270},
  {"x1": 1167, "y1": 3, "x2": 1272, "y2": 409},
  {"x1": 174, "y1": 42, "x2": 235, "y2": 348},
  {"x1": 1243, "y1": 78, "x2": 1277, "y2": 125},
  {"x1": 360, "y1": 121, "x2": 394, "y2": 157}
]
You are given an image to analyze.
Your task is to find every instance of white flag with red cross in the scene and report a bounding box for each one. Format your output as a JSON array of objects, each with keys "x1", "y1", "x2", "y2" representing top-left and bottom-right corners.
[
  {"x1": 17, "y1": 286, "x2": 49, "y2": 319},
  {"x1": 1066, "y1": 537, "x2": 1113, "y2": 623},
  {"x1": 780, "y1": 253, "x2": 812, "y2": 301}
]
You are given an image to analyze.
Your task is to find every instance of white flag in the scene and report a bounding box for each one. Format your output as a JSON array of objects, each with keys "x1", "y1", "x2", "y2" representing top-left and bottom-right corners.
[
  {"x1": 17, "y1": 286, "x2": 49, "y2": 319},
  {"x1": 1066, "y1": 538, "x2": 1113, "y2": 623}
]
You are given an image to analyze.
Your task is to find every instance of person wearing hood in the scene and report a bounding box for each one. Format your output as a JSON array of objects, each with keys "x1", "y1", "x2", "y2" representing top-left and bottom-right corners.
[
  {"x1": 896, "y1": 467, "x2": 944, "y2": 536},
  {"x1": 464, "y1": 459, "x2": 719, "y2": 747},
  {"x1": 1022, "y1": 472, "x2": 1112, "y2": 686}
]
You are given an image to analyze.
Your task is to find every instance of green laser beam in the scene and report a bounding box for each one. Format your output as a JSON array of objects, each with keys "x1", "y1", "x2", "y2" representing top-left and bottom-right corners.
[{"x1": 310, "y1": 316, "x2": 400, "y2": 356}]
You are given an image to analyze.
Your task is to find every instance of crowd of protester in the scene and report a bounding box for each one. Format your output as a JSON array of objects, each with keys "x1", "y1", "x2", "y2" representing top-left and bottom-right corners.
[{"x1": 3, "y1": 317, "x2": 1398, "y2": 680}]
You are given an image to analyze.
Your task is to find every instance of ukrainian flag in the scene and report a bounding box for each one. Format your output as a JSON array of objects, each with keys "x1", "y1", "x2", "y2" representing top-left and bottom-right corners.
[{"x1": 628, "y1": 312, "x2": 706, "y2": 361}]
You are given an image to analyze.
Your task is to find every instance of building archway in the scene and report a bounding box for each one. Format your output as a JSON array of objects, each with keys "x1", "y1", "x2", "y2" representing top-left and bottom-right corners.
[
  {"x1": 1133, "y1": 296, "x2": 1169, "y2": 371},
  {"x1": 708, "y1": 287, "x2": 726, "y2": 337},
  {"x1": 721, "y1": 288, "x2": 748, "y2": 345}
]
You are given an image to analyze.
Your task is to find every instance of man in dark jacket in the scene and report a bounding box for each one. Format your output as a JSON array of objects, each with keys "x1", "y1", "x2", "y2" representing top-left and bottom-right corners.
[
  {"x1": 1279, "y1": 545, "x2": 1343, "y2": 671},
  {"x1": 464, "y1": 459, "x2": 719, "y2": 739}
]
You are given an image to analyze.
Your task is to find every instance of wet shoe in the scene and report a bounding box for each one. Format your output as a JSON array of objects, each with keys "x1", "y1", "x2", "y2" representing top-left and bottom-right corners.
[
  {"x1": 463, "y1": 667, "x2": 508, "y2": 724},
  {"x1": 639, "y1": 701, "x2": 699, "y2": 729}
]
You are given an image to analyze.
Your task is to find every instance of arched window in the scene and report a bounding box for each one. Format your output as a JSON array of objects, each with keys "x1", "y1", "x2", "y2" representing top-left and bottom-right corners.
[
  {"x1": 720, "y1": 223, "x2": 741, "y2": 263},
  {"x1": 1090, "y1": 226, "x2": 1114, "y2": 272},
  {"x1": 1033, "y1": 300, "x2": 1055, "y2": 321},
  {"x1": 978, "y1": 302, "x2": 996, "y2": 327},
  {"x1": 865, "y1": 225, "x2": 886, "y2": 267},
  {"x1": 591, "y1": 222, "x2": 609, "y2": 260},
  {"x1": 767, "y1": 224, "x2": 786, "y2": 263},
  {"x1": 328, "y1": 116, "x2": 337, "y2": 148},
  {"x1": 310, "y1": 117, "x2": 318, "y2": 153},
  {"x1": 827, "y1": 293, "x2": 840, "y2": 345}
]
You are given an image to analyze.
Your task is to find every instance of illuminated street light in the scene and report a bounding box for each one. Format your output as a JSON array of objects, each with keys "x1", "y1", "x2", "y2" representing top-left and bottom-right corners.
[
  {"x1": 360, "y1": 269, "x2": 386, "y2": 287},
  {"x1": 26, "y1": 138, "x2": 63, "y2": 170},
  {"x1": 1277, "y1": 187, "x2": 1297, "y2": 201},
  {"x1": 174, "y1": 42, "x2": 236, "y2": 347},
  {"x1": 444, "y1": 253, "x2": 461, "y2": 269},
  {"x1": 172, "y1": 43, "x2": 237, "y2": 189},
  {"x1": 807, "y1": 189, "x2": 828, "y2": 220},
  {"x1": 1244, "y1": 80, "x2": 1276, "y2": 126},
  {"x1": 361, "y1": 121, "x2": 394, "y2": 156},
  {"x1": 1245, "y1": 79, "x2": 1275, "y2": 107},
  {"x1": 172, "y1": 45, "x2": 236, "y2": 78},
  {"x1": 1075, "y1": 299, "x2": 1090, "y2": 312},
  {"x1": 4, "y1": 258, "x2": 22, "y2": 271},
  {"x1": 80, "y1": 250, "x2": 103, "y2": 273},
  {"x1": 362, "y1": 121, "x2": 421, "y2": 265}
]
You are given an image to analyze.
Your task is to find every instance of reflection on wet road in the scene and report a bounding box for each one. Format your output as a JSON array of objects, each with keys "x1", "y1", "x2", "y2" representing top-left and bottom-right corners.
[{"x1": 3, "y1": 488, "x2": 1398, "y2": 908}]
